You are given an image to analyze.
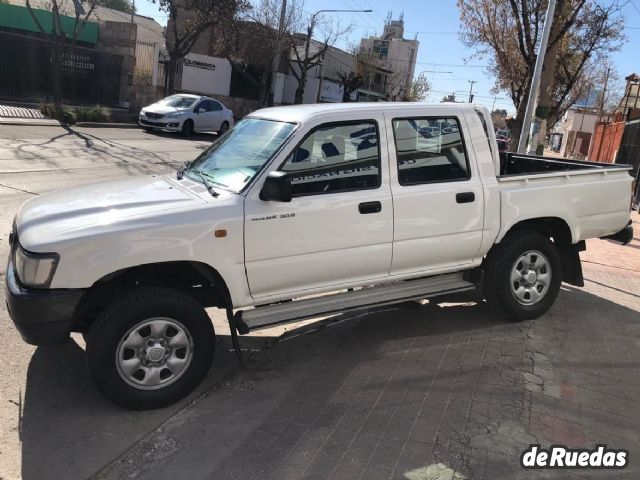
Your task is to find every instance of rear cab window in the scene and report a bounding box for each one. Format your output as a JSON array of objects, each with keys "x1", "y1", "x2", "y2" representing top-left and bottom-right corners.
[{"x1": 391, "y1": 117, "x2": 470, "y2": 184}]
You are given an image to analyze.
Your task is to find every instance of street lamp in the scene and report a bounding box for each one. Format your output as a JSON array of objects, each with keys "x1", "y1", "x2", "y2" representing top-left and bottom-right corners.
[{"x1": 307, "y1": 9, "x2": 372, "y2": 102}]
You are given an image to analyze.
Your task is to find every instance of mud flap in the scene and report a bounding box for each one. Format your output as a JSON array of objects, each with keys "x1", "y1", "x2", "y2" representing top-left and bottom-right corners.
[{"x1": 559, "y1": 241, "x2": 585, "y2": 287}]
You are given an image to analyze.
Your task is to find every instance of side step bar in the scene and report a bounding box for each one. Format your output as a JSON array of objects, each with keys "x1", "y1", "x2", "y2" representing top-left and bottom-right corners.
[{"x1": 235, "y1": 273, "x2": 476, "y2": 334}]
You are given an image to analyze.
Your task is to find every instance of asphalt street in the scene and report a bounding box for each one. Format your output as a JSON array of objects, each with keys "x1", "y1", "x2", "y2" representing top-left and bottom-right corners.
[
  {"x1": 0, "y1": 125, "x2": 232, "y2": 480},
  {"x1": 1, "y1": 125, "x2": 640, "y2": 480}
]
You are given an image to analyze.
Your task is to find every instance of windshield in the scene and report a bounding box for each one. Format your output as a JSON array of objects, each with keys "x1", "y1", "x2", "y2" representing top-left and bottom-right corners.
[
  {"x1": 185, "y1": 118, "x2": 295, "y2": 193},
  {"x1": 159, "y1": 95, "x2": 197, "y2": 109}
]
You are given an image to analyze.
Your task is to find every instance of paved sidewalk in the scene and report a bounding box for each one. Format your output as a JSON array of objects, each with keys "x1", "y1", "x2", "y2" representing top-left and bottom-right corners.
[{"x1": 98, "y1": 214, "x2": 640, "y2": 480}]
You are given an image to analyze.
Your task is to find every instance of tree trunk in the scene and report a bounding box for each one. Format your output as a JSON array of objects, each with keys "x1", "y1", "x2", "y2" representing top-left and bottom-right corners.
[
  {"x1": 294, "y1": 71, "x2": 306, "y2": 104},
  {"x1": 167, "y1": 55, "x2": 178, "y2": 95},
  {"x1": 509, "y1": 98, "x2": 528, "y2": 152},
  {"x1": 51, "y1": 38, "x2": 64, "y2": 117}
]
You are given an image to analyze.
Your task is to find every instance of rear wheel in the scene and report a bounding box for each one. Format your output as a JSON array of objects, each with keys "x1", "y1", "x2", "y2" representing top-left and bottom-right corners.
[
  {"x1": 218, "y1": 121, "x2": 229, "y2": 135},
  {"x1": 86, "y1": 287, "x2": 214, "y2": 410},
  {"x1": 483, "y1": 230, "x2": 562, "y2": 321},
  {"x1": 181, "y1": 119, "x2": 194, "y2": 137}
]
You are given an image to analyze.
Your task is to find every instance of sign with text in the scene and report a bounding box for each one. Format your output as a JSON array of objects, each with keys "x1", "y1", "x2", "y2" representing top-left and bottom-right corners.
[{"x1": 181, "y1": 53, "x2": 231, "y2": 97}]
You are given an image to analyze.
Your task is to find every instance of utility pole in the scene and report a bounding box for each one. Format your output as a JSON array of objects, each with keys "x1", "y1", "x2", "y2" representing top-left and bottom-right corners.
[
  {"x1": 467, "y1": 80, "x2": 476, "y2": 103},
  {"x1": 269, "y1": 0, "x2": 288, "y2": 106},
  {"x1": 131, "y1": 0, "x2": 135, "y2": 22},
  {"x1": 517, "y1": 0, "x2": 557, "y2": 153}
]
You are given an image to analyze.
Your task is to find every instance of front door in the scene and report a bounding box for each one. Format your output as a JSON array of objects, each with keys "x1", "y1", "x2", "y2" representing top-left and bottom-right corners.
[
  {"x1": 244, "y1": 118, "x2": 393, "y2": 300},
  {"x1": 388, "y1": 115, "x2": 484, "y2": 275},
  {"x1": 192, "y1": 100, "x2": 211, "y2": 130}
]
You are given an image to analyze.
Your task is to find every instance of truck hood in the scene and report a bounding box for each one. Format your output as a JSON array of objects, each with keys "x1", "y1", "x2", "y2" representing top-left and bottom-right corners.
[{"x1": 16, "y1": 176, "x2": 206, "y2": 251}]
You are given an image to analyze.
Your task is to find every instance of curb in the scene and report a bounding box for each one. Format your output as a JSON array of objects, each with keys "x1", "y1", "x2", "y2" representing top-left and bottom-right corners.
[
  {"x1": 75, "y1": 122, "x2": 139, "y2": 128},
  {"x1": 0, "y1": 119, "x2": 61, "y2": 126}
]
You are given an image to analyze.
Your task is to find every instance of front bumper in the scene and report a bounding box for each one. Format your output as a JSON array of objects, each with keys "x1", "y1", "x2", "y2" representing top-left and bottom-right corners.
[
  {"x1": 4, "y1": 257, "x2": 84, "y2": 345},
  {"x1": 600, "y1": 221, "x2": 634, "y2": 245},
  {"x1": 139, "y1": 117, "x2": 181, "y2": 131}
]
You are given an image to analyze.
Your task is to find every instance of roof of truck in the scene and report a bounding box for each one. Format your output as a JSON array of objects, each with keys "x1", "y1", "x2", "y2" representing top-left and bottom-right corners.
[{"x1": 249, "y1": 102, "x2": 480, "y2": 123}]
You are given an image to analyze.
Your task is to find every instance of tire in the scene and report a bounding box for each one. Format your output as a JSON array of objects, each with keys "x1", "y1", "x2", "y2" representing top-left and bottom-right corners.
[
  {"x1": 86, "y1": 287, "x2": 214, "y2": 410},
  {"x1": 181, "y1": 119, "x2": 194, "y2": 137},
  {"x1": 483, "y1": 230, "x2": 562, "y2": 322},
  {"x1": 218, "y1": 121, "x2": 229, "y2": 136}
]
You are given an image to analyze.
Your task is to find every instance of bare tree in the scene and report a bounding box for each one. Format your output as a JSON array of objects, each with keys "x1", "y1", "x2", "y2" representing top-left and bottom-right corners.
[
  {"x1": 244, "y1": 0, "x2": 301, "y2": 105},
  {"x1": 160, "y1": 0, "x2": 250, "y2": 93},
  {"x1": 458, "y1": 0, "x2": 625, "y2": 149},
  {"x1": 404, "y1": 72, "x2": 431, "y2": 102},
  {"x1": 25, "y1": 0, "x2": 98, "y2": 115},
  {"x1": 336, "y1": 47, "x2": 377, "y2": 102},
  {"x1": 288, "y1": 12, "x2": 348, "y2": 104}
]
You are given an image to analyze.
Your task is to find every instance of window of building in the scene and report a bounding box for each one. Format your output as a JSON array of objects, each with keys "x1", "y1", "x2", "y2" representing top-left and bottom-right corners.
[
  {"x1": 281, "y1": 121, "x2": 381, "y2": 196},
  {"x1": 392, "y1": 117, "x2": 469, "y2": 184},
  {"x1": 373, "y1": 40, "x2": 389, "y2": 58}
]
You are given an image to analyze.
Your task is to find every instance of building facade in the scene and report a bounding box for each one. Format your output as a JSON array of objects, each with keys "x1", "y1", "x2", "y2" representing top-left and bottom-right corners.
[{"x1": 358, "y1": 14, "x2": 419, "y2": 101}]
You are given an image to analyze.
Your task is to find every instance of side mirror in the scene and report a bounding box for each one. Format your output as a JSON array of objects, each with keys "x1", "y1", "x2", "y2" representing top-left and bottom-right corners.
[
  {"x1": 197, "y1": 108, "x2": 205, "y2": 114},
  {"x1": 260, "y1": 171, "x2": 292, "y2": 202}
]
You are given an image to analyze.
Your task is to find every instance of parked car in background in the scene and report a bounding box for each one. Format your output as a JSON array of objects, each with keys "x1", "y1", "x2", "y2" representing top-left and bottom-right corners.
[{"x1": 139, "y1": 94, "x2": 234, "y2": 137}]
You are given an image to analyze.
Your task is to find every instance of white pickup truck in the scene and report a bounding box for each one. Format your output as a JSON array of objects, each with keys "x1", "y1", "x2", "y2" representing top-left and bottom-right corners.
[{"x1": 5, "y1": 103, "x2": 634, "y2": 409}]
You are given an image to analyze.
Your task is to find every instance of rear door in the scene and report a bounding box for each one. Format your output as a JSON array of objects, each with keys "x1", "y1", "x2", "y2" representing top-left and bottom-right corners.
[
  {"x1": 244, "y1": 116, "x2": 393, "y2": 300},
  {"x1": 207, "y1": 100, "x2": 224, "y2": 131},
  {"x1": 388, "y1": 114, "x2": 484, "y2": 275}
]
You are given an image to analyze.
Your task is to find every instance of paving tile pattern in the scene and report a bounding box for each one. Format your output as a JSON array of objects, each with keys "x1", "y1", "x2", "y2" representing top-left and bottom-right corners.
[
  {"x1": 101, "y1": 213, "x2": 640, "y2": 480},
  {"x1": 210, "y1": 215, "x2": 640, "y2": 480}
]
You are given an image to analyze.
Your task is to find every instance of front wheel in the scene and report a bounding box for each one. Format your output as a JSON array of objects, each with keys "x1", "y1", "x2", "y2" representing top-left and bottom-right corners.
[
  {"x1": 483, "y1": 230, "x2": 562, "y2": 321},
  {"x1": 181, "y1": 119, "x2": 194, "y2": 137},
  {"x1": 86, "y1": 287, "x2": 214, "y2": 410}
]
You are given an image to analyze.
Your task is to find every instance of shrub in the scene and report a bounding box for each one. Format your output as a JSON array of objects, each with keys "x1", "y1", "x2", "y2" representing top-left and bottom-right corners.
[
  {"x1": 74, "y1": 105, "x2": 108, "y2": 123},
  {"x1": 62, "y1": 109, "x2": 76, "y2": 125}
]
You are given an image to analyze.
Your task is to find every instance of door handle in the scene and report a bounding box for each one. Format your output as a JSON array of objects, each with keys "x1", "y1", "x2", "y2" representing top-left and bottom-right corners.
[
  {"x1": 456, "y1": 192, "x2": 475, "y2": 203},
  {"x1": 358, "y1": 201, "x2": 382, "y2": 214}
]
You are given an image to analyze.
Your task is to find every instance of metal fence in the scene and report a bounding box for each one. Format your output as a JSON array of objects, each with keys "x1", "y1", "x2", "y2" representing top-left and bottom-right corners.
[{"x1": 0, "y1": 30, "x2": 122, "y2": 106}]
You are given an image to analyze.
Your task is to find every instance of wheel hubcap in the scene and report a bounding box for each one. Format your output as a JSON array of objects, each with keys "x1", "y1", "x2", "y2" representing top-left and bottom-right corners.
[
  {"x1": 510, "y1": 250, "x2": 552, "y2": 306},
  {"x1": 116, "y1": 317, "x2": 193, "y2": 390}
]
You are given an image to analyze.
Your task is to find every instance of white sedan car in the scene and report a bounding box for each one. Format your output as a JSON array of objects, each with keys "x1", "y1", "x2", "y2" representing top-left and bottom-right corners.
[{"x1": 139, "y1": 94, "x2": 234, "y2": 136}]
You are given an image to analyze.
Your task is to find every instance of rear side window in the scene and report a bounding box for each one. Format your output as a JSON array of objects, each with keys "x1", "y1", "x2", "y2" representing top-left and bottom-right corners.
[
  {"x1": 392, "y1": 117, "x2": 469, "y2": 185},
  {"x1": 280, "y1": 121, "x2": 380, "y2": 196}
]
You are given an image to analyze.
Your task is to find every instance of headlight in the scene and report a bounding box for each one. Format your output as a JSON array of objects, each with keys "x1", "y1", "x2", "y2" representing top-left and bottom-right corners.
[
  {"x1": 14, "y1": 246, "x2": 59, "y2": 288},
  {"x1": 166, "y1": 112, "x2": 182, "y2": 118}
]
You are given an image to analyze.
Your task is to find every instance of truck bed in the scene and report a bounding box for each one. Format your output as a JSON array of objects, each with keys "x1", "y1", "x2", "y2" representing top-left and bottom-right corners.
[{"x1": 499, "y1": 153, "x2": 630, "y2": 177}]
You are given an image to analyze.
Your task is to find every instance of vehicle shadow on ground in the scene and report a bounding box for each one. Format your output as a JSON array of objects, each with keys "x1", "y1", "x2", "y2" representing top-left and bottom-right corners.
[
  {"x1": 143, "y1": 128, "x2": 218, "y2": 146},
  {"x1": 17, "y1": 331, "x2": 271, "y2": 480},
  {"x1": 96, "y1": 288, "x2": 640, "y2": 480}
]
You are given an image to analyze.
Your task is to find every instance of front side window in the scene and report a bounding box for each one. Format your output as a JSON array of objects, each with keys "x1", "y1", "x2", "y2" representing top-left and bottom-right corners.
[
  {"x1": 392, "y1": 117, "x2": 469, "y2": 185},
  {"x1": 186, "y1": 118, "x2": 295, "y2": 193},
  {"x1": 281, "y1": 121, "x2": 380, "y2": 196}
]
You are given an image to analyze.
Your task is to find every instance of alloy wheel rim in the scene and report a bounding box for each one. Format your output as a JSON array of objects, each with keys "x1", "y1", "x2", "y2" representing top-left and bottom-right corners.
[
  {"x1": 510, "y1": 250, "x2": 552, "y2": 306},
  {"x1": 115, "y1": 317, "x2": 194, "y2": 390}
]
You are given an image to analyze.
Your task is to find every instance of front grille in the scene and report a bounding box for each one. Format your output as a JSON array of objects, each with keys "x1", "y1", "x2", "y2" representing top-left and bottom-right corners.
[
  {"x1": 145, "y1": 112, "x2": 164, "y2": 119},
  {"x1": 140, "y1": 119, "x2": 167, "y2": 127}
]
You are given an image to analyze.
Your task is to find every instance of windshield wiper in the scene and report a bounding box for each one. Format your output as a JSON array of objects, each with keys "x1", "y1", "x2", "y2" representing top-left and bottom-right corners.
[
  {"x1": 195, "y1": 170, "x2": 220, "y2": 197},
  {"x1": 176, "y1": 160, "x2": 191, "y2": 180}
]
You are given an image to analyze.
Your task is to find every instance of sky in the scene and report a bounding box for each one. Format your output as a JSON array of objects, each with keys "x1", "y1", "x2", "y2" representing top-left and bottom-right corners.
[{"x1": 134, "y1": 0, "x2": 640, "y2": 114}]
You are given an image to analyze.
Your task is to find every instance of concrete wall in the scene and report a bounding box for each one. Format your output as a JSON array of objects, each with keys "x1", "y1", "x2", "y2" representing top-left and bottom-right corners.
[{"x1": 97, "y1": 20, "x2": 137, "y2": 108}]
